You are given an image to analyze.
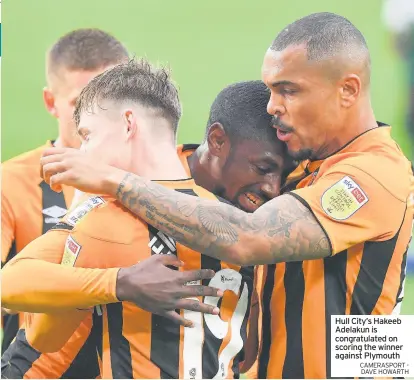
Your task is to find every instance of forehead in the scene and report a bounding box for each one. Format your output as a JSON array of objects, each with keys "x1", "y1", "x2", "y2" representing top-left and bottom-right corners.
[
  {"x1": 77, "y1": 100, "x2": 121, "y2": 131},
  {"x1": 261, "y1": 45, "x2": 323, "y2": 86},
  {"x1": 77, "y1": 109, "x2": 100, "y2": 130},
  {"x1": 234, "y1": 139, "x2": 285, "y2": 164},
  {"x1": 53, "y1": 67, "x2": 110, "y2": 99}
]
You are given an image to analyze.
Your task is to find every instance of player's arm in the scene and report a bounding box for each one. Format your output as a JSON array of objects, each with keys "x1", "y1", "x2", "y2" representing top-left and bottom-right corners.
[
  {"x1": 110, "y1": 167, "x2": 404, "y2": 264},
  {"x1": 25, "y1": 309, "x2": 91, "y2": 353},
  {"x1": 2, "y1": 220, "x2": 222, "y2": 325},
  {"x1": 2, "y1": 190, "x2": 30, "y2": 316},
  {"x1": 106, "y1": 173, "x2": 331, "y2": 265},
  {"x1": 41, "y1": 148, "x2": 406, "y2": 265},
  {"x1": 40, "y1": 150, "x2": 329, "y2": 265},
  {"x1": 1, "y1": 229, "x2": 119, "y2": 312}
]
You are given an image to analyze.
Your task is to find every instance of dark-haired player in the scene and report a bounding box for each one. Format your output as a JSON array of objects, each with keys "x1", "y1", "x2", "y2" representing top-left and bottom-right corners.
[
  {"x1": 35, "y1": 13, "x2": 412, "y2": 379},
  {"x1": 2, "y1": 62, "x2": 292, "y2": 377}
]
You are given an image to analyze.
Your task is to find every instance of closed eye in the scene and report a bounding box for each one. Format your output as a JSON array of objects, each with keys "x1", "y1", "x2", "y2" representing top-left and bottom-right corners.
[{"x1": 254, "y1": 165, "x2": 272, "y2": 175}]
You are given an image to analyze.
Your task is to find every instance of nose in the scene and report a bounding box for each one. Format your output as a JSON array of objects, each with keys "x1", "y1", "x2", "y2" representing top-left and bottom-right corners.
[
  {"x1": 267, "y1": 93, "x2": 286, "y2": 117},
  {"x1": 260, "y1": 177, "x2": 281, "y2": 199}
]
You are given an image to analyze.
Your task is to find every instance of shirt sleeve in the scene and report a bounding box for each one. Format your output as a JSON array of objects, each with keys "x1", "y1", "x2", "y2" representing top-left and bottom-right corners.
[
  {"x1": 290, "y1": 164, "x2": 407, "y2": 255},
  {"x1": 1, "y1": 228, "x2": 119, "y2": 312},
  {"x1": 25, "y1": 309, "x2": 92, "y2": 353},
  {"x1": 1, "y1": 191, "x2": 16, "y2": 264}
]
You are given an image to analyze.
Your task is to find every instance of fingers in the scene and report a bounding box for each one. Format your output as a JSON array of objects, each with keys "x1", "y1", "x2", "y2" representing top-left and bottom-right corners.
[
  {"x1": 49, "y1": 172, "x2": 67, "y2": 193},
  {"x1": 180, "y1": 268, "x2": 215, "y2": 283},
  {"x1": 175, "y1": 298, "x2": 220, "y2": 315},
  {"x1": 40, "y1": 152, "x2": 66, "y2": 166},
  {"x1": 42, "y1": 147, "x2": 77, "y2": 158},
  {"x1": 42, "y1": 162, "x2": 66, "y2": 185},
  {"x1": 162, "y1": 310, "x2": 194, "y2": 328},
  {"x1": 40, "y1": 149, "x2": 84, "y2": 183},
  {"x1": 157, "y1": 254, "x2": 184, "y2": 268},
  {"x1": 180, "y1": 284, "x2": 223, "y2": 298}
]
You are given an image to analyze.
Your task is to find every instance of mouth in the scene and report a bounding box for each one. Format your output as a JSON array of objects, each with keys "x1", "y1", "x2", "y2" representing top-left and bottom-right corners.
[
  {"x1": 276, "y1": 127, "x2": 293, "y2": 142},
  {"x1": 237, "y1": 191, "x2": 265, "y2": 212}
]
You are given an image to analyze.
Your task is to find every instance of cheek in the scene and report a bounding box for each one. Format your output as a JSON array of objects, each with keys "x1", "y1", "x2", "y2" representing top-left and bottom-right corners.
[
  {"x1": 289, "y1": 99, "x2": 322, "y2": 137},
  {"x1": 57, "y1": 103, "x2": 76, "y2": 123},
  {"x1": 225, "y1": 174, "x2": 255, "y2": 196}
]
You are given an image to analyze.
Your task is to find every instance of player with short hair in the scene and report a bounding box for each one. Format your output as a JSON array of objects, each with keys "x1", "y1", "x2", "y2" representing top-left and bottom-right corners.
[
  {"x1": 1, "y1": 28, "x2": 128, "y2": 378},
  {"x1": 36, "y1": 13, "x2": 412, "y2": 379},
  {"x1": 2, "y1": 65, "x2": 290, "y2": 377},
  {"x1": 179, "y1": 80, "x2": 294, "y2": 212}
]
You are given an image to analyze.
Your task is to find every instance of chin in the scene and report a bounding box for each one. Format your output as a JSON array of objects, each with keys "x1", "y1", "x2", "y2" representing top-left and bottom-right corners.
[
  {"x1": 233, "y1": 203, "x2": 244, "y2": 211},
  {"x1": 288, "y1": 148, "x2": 313, "y2": 161}
]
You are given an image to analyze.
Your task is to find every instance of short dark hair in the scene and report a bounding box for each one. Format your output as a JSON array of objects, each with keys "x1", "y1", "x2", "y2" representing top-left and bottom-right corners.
[
  {"x1": 74, "y1": 58, "x2": 182, "y2": 131},
  {"x1": 271, "y1": 12, "x2": 369, "y2": 62},
  {"x1": 47, "y1": 28, "x2": 129, "y2": 74},
  {"x1": 206, "y1": 80, "x2": 279, "y2": 143}
]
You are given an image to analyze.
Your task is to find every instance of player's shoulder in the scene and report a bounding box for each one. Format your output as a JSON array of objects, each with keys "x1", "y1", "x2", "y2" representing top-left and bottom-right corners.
[
  {"x1": 3, "y1": 144, "x2": 48, "y2": 170},
  {"x1": 61, "y1": 195, "x2": 144, "y2": 244},
  {"x1": 322, "y1": 148, "x2": 411, "y2": 202},
  {"x1": 157, "y1": 178, "x2": 222, "y2": 202},
  {"x1": 2, "y1": 144, "x2": 48, "y2": 185}
]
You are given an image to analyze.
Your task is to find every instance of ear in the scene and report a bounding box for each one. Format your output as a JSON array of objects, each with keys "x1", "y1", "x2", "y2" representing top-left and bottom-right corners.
[
  {"x1": 43, "y1": 87, "x2": 58, "y2": 118},
  {"x1": 206, "y1": 122, "x2": 231, "y2": 158},
  {"x1": 339, "y1": 74, "x2": 361, "y2": 108},
  {"x1": 122, "y1": 109, "x2": 138, "y2": 141}
]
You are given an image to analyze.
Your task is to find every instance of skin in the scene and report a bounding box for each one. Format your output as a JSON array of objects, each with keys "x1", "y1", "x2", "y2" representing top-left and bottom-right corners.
[
  {"x1": 263, "y1": 44, "x2": 373, "y2": 160},
  {"x1": 1, "y1": 66, "x2": 118, "y2": 318},
  {"x1": 40, "y1": 44, "x2": 378, "y2": 267},
  {"x1": 35, "y1": 96, "x2": 289, "y2": 325},
  {"x1": 70, "y1": 102, "x2": 223, "y2": 324},
  {"x1": 43, "y1": 67, "x2": 114, "y2": 149},
  {"x1": 187, "y1": 123, "x2": 287, "y2": 212}
]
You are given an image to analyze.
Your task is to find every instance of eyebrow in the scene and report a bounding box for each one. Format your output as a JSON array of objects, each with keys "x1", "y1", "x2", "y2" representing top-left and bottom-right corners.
[{"x1": 271, "y1": 80, "x2": 296, "y2": 88}]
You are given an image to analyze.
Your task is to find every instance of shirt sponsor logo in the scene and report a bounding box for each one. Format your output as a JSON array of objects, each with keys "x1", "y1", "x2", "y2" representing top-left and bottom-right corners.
[
  {"x1": 61, "y1": 235, "x2": 81, "y2": 267},
  {"x1": 65, "y1": 196, "x2": 105, "y2": 226},
  {"x1": 321, "y1": 176, "x2": 368, "y2": 220}
]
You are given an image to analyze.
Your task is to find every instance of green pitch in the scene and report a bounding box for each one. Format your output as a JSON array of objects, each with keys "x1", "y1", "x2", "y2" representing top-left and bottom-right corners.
[{"x1": 1, "y1": 0, "x2": 411, "y2": 161}]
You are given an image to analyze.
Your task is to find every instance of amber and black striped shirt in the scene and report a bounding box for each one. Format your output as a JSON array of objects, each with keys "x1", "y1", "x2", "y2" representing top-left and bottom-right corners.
[
  {"x1": 16, "y1": 181, "x2": 255, "y2": 379},
  {"x1": 259, "y1": 125, "x2": 412, "y2": 379}
]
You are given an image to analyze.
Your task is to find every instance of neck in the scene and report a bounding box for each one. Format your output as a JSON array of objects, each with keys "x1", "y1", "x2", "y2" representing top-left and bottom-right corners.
[
  {"x1": 315, "y1": 98, "x2": 378, "y2": 160},
  {"x1": 130, "y1": 139, "x2": 188, "y2": 180},
  {"x1": 53, "y1": 136, "x2": 72, "y2": 148},
  {"x1": 187, "y1": 144, "x2": 218, "y2": 192}
]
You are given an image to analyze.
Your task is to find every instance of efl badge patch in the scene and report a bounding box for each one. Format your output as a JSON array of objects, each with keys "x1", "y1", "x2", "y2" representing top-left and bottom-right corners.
[
  {"x1": 61, "y1": 235, "x2": 81, "y2": 267},
  {"x1": 321, "y1": 176, "x2": 368, "y2": 220},
  {"x1": 66, "y1": 196, "x2": 105, "y2": 226}
]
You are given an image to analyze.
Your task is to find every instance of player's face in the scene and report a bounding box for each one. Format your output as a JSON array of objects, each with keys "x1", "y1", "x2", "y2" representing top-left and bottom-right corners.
[
  {"x1": 44, "y1": 67, "x2": 112, "y2": 149},
  {"x1": 77, "y1": 108, "x2": 133, "y2": 170},
  {"x1": 262, "y1": 45, "x2": 343, "y2": 161},
  {"x1": 216, "y1": 139, "x2": 286, "y2": 213}
]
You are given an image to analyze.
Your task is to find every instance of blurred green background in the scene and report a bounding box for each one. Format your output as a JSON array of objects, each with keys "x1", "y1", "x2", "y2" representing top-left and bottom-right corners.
[{"x1": 1, "y1": 0, "x2": 413, "y2": 313}]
